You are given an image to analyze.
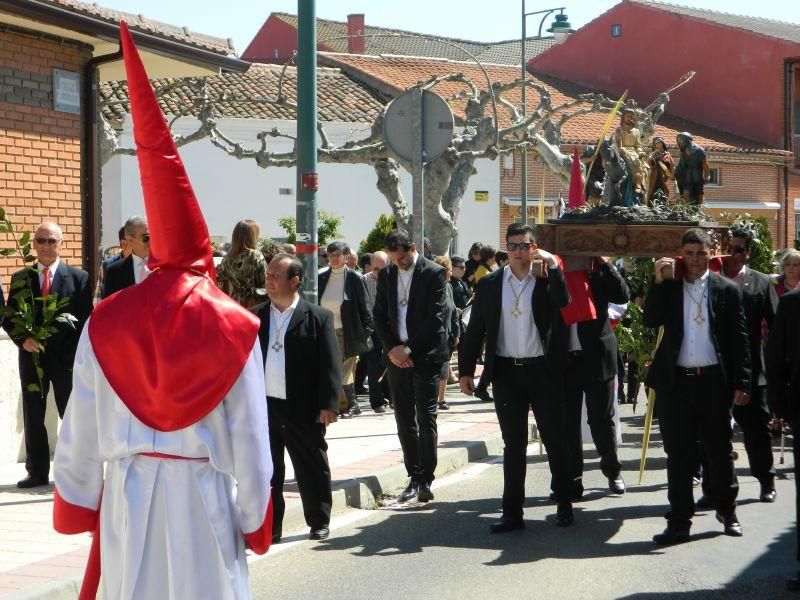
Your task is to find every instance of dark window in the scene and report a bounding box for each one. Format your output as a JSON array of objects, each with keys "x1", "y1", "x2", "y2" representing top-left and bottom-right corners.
[
  {"x1": 611, "y1": 24, "x2": 622, "y2": 37},
  {"x1": 708, "y1": 168, "x2": 721, "y2": 186}
]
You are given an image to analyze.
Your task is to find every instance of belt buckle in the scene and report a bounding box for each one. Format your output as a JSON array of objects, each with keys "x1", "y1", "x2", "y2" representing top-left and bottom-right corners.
[{"x1": 513, "y1": 357, "x2": 524, "y2": 366}]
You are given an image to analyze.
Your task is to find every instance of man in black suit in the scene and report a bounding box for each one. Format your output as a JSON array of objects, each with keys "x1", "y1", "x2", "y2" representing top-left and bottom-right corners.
[
  {"x1": 765, "y1": 287, "x2": 800, "y2": 590},
  {"x1": 102, "y1": 215, "x2": 149, "y2": 298},
  {"x1": 645, "y1": 228, "x2": 750, "y2": 544},
  {"x1": 2, "y1": 222, "x2": 93, "y2": 488},
  {"x1": 252, "y1": 253, "x2": 341, "y2": 542},
  {"x1": 319, "y1": 241, "x2": 373, "y2": 418},
  {"x1": 561, "y1": 257, "x2": 630, "y2": 498},
  {"x1": 459, "y1": 222, "x2": 575, "y2": 532},
  {"x1": 373, "y1": 229, "x2": 448, "y2": 503}
]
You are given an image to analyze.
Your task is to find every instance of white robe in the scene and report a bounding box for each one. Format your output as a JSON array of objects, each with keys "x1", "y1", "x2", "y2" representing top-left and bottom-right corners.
[{"x1": 53, "y1": 324, "x2": 272, "y2": 600}]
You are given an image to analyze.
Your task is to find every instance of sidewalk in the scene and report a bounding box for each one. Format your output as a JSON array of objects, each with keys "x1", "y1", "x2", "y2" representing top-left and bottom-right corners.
[{"x1": 0, "y1": 384, "x2": 531, "y2": 599}]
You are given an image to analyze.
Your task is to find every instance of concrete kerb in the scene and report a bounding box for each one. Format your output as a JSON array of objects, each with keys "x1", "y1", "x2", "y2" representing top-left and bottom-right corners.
[{"x1": 3, "y1": 575, "x2": 81, "y2": 600}]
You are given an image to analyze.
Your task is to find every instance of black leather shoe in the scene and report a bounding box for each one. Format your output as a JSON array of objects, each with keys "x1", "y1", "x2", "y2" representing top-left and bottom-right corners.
[
  {"x1": 309, "y1": 527, "x2": 330, "y2": 540},
  {"x1": 474, "y1": 388, "x2": 494, "y2": 403},
  {"x1": 786, "y1": 571, "x2": 800, "y2": 591},
  {"x1": 716, "y1": 512, "x2": 742, "y2": 537},
  {"x1": 438, "y1": 401, "x2": 450, "y2": 411},
  {"x1": 489, "y1": 517, "x2": 525, "y2": 534},
  {"x1": 350, "y1": 404, "x2": 362, "y2": 416},
  {"x1": 555, "y1": 503, "x2": 574, "y2": 527},
  {"x1": 397, "y1": 480, "x2": 420, "y2": 503},
  {"x1": 373, "y1": 406, "x2": 387, "y2": 414},
  {"x1": 653, "y1": 525, "x2": 690, "y2": 545},
  {"x1": 760, "y1": 485, "x2": 777, "y2": 503},
  {"x1": 271, "y1": 533, "x2": 282, "y2": 544},
  {"x1": 339, "y1": 410, "x2": 352, "y2": 419},
  {"x1": 417, "y1": 482, "x2": 434, "y2": 503},
  {"x1": 695, "y1": 494, "x2": 713, "y2": 510},
  {"x1": 17, "y1": 475, "x2": 49, "y2": 488},
  {"x1": 609, "y1": 476, "x2": 626, "y2": 495}
]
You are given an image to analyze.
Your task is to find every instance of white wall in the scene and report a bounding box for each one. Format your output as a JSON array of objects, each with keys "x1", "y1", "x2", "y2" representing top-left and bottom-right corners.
[{"x1": 101, "y1": 117, "x2": 499, "y2": 256}]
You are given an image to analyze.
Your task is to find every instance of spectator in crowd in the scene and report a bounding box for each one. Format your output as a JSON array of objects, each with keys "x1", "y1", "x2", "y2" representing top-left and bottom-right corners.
[
  {"x1": 434, "y1": 256, "x2": 460, "y2": 410},
  {"x1": 95, "y1": 226, "x2": 130, "y2": 302},
  {"x1": 359, "y1": 252, "x2": 373, "y2": 276},
  {"x1": 449, "y1": 256, "x2": 471, "y2": 311},
  {"x1": 318, "y1": 247, "x2": 329, "y2": 270},
  {"x1": 103, "y1": 216, "x2": 149, "y2": 298},
  {"x1": 253, "y1": 253, "x2": 341, "y2": 542},
  {"x1": 459, "y1": 222, "x2": 574, "y2": 531},
  {"x1": 282, "y1": 242, "x2": 296, "y2": 255},
  {"x1": 646, "y1": 228, "x2": 750, "y2": 544},
  {"x1": 776, "y1": 248, "x2": 800, "y2": 296},
  {"x1": 373, "y1": 230, "x2": 448, "y2": 503},
  {"x1": 364, "y1": 251, "x2": 391, "y2": 413},
  {"x1": 465, "y1": 242, "x2": 483, "y2": 287},
  {"x1": 346, "y1": 250, "x2": 358, "y2": 271},
  {"x1": 354, "y1": 252, "x2": 375, "y2": 393},
  {"x1": 216, "y1": 220, "x2": 268, "y2": 308},
  {"x1": 495, "y1": 250, "x2": 509, "y2": 270},
  {"x1": 3, "y1": 222, "x2": 93, "y2": 488},
  {"x1": 711, "y1": 228, "x2": 778, "y2": 504},
  {"x1": 423, "y1": 238, "x2": 435, "y2": 261},
  {"x1": 474, "y1": 245, "x2": 497, "y2": 283},
  {"x1": 261, "y1": 238, "x2": 284, "y2": 265},
  {"x1": 319, "y1": 242, "x2": 374, "y2": 418}
]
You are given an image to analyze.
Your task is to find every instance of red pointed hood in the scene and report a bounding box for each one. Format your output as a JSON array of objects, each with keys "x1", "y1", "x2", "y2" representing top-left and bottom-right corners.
[{"x1": 88, "y1": 23, "x2": 260, "y2": 432}]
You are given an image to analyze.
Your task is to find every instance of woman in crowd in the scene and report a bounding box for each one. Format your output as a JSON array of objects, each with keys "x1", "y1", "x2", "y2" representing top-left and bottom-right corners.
[
  {"x1": 465, "y1": 242, "x2": 483, "y2": 287},
  {"x1": 434, "y1": 256, "x2": 460, "y2": 411},
  {"x1": 776, "y1": 248, "x2": 800, "y2": 296},
  {"x1": 473, "y1": 245, "x2": 497, "y2": 283},
  {"x1": 216, "y1": 219, "x2": 267, "y2": 308}
]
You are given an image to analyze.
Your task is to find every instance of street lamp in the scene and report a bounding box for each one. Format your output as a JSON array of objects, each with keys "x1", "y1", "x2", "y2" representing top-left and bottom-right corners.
[{"x1": 520, "y1": 4, "x2": 572, "y2": 223}]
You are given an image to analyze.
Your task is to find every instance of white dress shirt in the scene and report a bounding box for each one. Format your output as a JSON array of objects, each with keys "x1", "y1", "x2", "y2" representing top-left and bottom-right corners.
[
  {"x1": 730, "y1": 264, "x2": 749, "y2": 289},
  {"x1": 396, "y1": 252, "x2": 418, "y2": 343},
  {"x1": 677, "y1": 270, "x2": 718, "y2": 367},
  {"x1": 265, "y1": 295, "x2": 300, "y2": 400},
  {"x1": 497, "y1": 264, "x2": 544, "y2": 358},
  {"x1": 131, "y1": 253, "x2": 151, "y2": 284},
  {"x1": 37, "y1": 257, "x2": 60, "y2": 289}
]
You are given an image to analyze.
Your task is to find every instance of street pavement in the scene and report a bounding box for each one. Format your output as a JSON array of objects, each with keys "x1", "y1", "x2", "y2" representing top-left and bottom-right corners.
[{"x1": 249, "y1": 404, "x2": 798, "y2": 600}]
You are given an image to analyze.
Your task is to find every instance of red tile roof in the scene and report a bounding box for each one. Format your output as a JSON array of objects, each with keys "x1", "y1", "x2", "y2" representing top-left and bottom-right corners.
[{"x1": 321, "y1": 53, "x2": 790, "y2": 157}]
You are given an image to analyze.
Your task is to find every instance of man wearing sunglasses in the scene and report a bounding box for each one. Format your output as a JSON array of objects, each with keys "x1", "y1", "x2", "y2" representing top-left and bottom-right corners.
[
  {"x1": 2, "y1": 222, "x2": 92, "y2": 488},
  {"x1": 102, "y1": 215, "x2": 150, "y2": 299}
]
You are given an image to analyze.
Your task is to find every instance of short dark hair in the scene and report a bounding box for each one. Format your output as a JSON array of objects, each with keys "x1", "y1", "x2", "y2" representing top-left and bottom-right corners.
[
  {"x1": 729, "y1": 227, "x2": 753, "y2": 249},
  {"x1": 359, "y1": 252, "x2": 373, "y2": 269},
  {"x1": 327, "y1": 241, "x2": 349, "y2": 255},
  {"x1": 273, "y1": 252, "x2": 304, "y2": 282},
  {"x1": 117, "y1": 226, "x2": 126, "y2": 242},
  {"x1": 479, "y1": 245, "x2": 496, "y2": 263},
  {"x1": 681, "y1": 227, "x2": 713, "y2": 248},
  {"x1": 506, "y1": 222, "x2": 535, "y2": 242},
  {"x1": 385, "y1": 229, "x2": 413, "y2": 252},
  {"x1": 495, "y1": 250, "x2": 509, "y2": 263},
  {"x1": 450, "y1": 255, "x2": 466, "y2": 267},
  {"x1": 468, "y1": 242, "x2": 483, "y2": 256}
]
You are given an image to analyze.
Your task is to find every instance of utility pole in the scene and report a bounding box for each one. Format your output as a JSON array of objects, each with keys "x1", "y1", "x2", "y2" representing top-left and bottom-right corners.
[{"x1": 297, "y1": 0, "x2": 319, "y2": 302}]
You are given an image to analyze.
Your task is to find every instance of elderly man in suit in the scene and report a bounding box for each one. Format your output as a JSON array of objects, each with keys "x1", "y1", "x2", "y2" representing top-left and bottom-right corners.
[
  {"x1": 459, "y1": 222, "x2": 574, "y2": 532},
  {"x1": 2, "y1": 222, "x2": 93, "y2": 488},
  {"x1": 252, "y1": 253, "x2": 341, "y2": 542},
  {"x1": 646, "y1": 228, "x2": 750, "y2": 544},
  {"x1": 102, "y1": 215, "x2": 149, "y2": 298},
  {"x1": 373, "y1": 230, "x2": 448, "y2": 504}
]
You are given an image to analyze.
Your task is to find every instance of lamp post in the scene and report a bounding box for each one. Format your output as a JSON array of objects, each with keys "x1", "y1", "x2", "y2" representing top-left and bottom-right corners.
[{"x1": 520, "y1": 4, "x2": 574, "y2": 223}]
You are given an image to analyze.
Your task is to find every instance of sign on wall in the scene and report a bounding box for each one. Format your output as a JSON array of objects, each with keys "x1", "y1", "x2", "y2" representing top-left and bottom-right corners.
[
  {"x1": 53, "y1": 69, "x2": 80, "y2": 114},
  {"x1": 474, "y1": 191, "x2": 489, "y2": 202}
]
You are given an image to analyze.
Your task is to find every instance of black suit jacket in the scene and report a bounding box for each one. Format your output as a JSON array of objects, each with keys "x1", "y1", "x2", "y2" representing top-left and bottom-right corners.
[
  {"x1": 0, "y1": 279, "x2": 5, "y2": 327},
  {"x1": 765, "y1": 288, "x2": 800, "y2": 419},
  {"x1": 643, "y1": 272, "x2": 751, "y2": 394},
  {"x1": 252, "y1": 298, "x2": 342, "y2": 424},
  {"x1": 2, "y1": 262, "x2": 93, "y2": 368},
  {"x1": 373, "y1": 255, "x2": 449, "y2": 365},
  {"x1": 733, "y1": 268, "x2": 778, "y2": 387},
  {"x1": 318, "y1": 266, "x2": 374, "y2": 357},
  {"x1": 459, "y1": 265, "x2": 571, "y2": 384},
  {"x1": 102, "y1": 254, "x2": 136, "y2": 299},
  {"x1": 564, "y1": 262, "x2": 630, "y2": 381}
]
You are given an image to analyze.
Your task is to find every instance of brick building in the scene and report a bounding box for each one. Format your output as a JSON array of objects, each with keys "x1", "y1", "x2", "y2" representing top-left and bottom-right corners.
[
  {"x1": 0, "y1": 0, "x2": 248, "y2": 282},
  {"x1": 529, "y1": 0, "x2": 800, "y2": 247}
]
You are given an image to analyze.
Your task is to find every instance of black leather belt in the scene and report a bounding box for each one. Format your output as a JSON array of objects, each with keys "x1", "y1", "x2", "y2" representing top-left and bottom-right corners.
[
  {"x1": 496, "y1": 355, "x2": 546, "y2": 366},
  {"x1": 676, "y1": 365, "x2": 720, "y2": 377},
  {"x1": 568, "y1": 350, "x2": 584, "y2": 358}
]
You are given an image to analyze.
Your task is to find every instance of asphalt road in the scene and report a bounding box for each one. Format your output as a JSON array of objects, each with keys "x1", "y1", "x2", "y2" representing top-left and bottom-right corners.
[{"x1": 249, "y1": 405, "x2": 798, "y2": 599}]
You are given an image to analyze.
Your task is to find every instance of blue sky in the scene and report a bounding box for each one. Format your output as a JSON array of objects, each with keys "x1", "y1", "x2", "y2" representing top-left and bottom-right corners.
[{"x1": 99, "y1": 0, "x2": 800, "y2": 54}]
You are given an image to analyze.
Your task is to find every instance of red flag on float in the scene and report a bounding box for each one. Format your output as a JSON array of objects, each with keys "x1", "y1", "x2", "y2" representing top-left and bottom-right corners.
[{"x1": 567, "y1": 146, "x2": 586, "y2": 209}]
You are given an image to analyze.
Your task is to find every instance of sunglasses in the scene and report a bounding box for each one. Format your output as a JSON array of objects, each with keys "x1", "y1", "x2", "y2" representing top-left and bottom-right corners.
[
  {"x1": 730, "y1": 246, "x2": 747, "y2": 255},
  {"x1": 507, "y1": 242, "x2": 534, "y2": 251},
  {"x1": 34, "y1": 237, "x2": 60, "y2": 245}
]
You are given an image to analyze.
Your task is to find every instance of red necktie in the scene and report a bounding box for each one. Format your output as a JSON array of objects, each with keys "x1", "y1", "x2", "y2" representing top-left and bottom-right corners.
[{"x1": 40, "y1": 267, "x2": 51, "y2": 296}]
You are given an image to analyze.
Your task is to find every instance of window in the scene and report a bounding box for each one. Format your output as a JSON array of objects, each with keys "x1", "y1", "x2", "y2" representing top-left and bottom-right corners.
[
  {"x1": 795, "y1": 212, "x2": 800, "y2": 238},
  {"x1": 707, "y1": 167, "x2": 721, "y2": 186},
  {"x1": 611, "y1": 24, "x2": 622, "y2": 37}
]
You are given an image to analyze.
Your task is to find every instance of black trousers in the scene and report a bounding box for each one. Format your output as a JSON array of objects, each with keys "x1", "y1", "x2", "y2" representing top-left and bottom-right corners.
[
  {"x1": 387, "y1": 361, "x2": 441, "y2": 483},
  {"x1": 563, "y1": 352, "x2": 622, "y2": 481},
  {"x1": 656, "y1": 368, "x2": 738, "y2": 528},
  {"x1": 268, "y1": 399, "x2": 332, "y2": 533},
  {"x1": 793, "y1": 412, "x2": 800, "y2": 561},
  {"x1": 367, "y1": 334, "x2": 390, "y2": 409},
  {"x1": 492, "y1": 359, "x2": 572, "y2": 519},
  {"x1": 19, "y1": 350, "x2": 72, "y2": 477}
]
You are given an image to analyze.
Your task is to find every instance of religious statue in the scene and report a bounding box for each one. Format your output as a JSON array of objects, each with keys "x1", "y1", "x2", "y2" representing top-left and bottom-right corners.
[
  {"x1": 674, "y1": 131, "x2": 709, "y2": 205},
  {"x1": 613, "y1": 108, "x2": 650, "y2": 201},
  {"x1": 580, "y1": 145, "x2": 605, "y2": 206},
  {"x1": 646, "y1": 136, "x2": 675, "y2": 204}
]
